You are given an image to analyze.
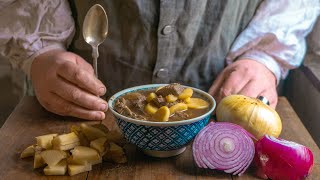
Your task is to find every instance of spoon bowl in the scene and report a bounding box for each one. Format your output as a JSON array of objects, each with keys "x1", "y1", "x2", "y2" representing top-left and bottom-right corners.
[{"x1": 83, "y1": 4, "x2": 108, "y2": 77}]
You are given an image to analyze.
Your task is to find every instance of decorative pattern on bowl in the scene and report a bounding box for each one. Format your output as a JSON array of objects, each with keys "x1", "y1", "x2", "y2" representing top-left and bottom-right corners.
[
  {"x1": 116, "y1": 116, "x2": 210, "y2": 151},
  {"x1": 108, "y1": 84, "x2": 216, "y2": 157}
]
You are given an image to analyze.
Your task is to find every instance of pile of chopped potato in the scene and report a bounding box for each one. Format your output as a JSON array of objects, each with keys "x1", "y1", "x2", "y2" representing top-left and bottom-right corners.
[
  {"x1": 20, "y1": 123, "x2": 127, "y2": 176},
  {"x1": 145, "y1": 87, "x2": 209, "y2": 122}
]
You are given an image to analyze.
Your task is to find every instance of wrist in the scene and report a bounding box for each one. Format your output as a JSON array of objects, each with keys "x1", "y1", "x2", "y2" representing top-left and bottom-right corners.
[{"x1": 28, "y1": 44, "x2": 67, "y2": 78}]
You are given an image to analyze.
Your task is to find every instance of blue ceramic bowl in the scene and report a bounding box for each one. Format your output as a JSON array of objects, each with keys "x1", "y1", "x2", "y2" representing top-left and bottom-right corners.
[{"x1": 108, "y1": 84, "x2": 216, "y2": 157}]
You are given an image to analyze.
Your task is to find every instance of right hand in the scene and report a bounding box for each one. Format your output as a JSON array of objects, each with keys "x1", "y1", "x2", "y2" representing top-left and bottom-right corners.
[{"x1": 31, "y1": 50, "x2": 107, "y2": 120}]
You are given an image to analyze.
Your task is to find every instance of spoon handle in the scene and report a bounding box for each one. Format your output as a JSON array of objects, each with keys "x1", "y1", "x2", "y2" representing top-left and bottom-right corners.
[{"x1": 92, "y1": 46, "x2": 99, "y2": 78}]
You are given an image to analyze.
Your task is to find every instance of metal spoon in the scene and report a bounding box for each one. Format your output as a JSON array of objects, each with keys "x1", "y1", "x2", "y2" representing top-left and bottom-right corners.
[{"x1": 83, "y1": 4, "x2": 108, "y2": 78}]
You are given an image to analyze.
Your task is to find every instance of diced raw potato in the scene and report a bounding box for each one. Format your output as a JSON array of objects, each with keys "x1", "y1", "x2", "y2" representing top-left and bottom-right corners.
[
  {"x1": 91, "y1": 124, "x2": 109, "y2": 134},
  {"x1": 34, "y1": 145, "x2": 43, "y2": 152},
  {"x1": 68, "y1": 164, "x2": 92, "y2": 176},
  {"x1": 146, "y1": 92, "x2": 157, "y2": 102},
  {"x1": 43, "y1": 159, "x2": 67, "y2": 175},
  {"x1": 80, "y1": 123, "x2": 107, "y2": 141},
  {"x1": 165, "y1": 94, "x2": 178, "y2": 103},
  {"x1": 90, "y1": 156, "x2": 103, "y2": 165},
  {"x1": 178, "y1": 88, "x2": 193, "y2": 100},
  {"x1": 152, "y1": 106, "x2": 170, "y2": 122},
  {"x1": 71, "y1": 125, "x2": 90, "y2": 146},
  {"x1": 71, "y1": 146, "x2": 100, "y2": 163},
  {"x1": 20, "y1": 145, "x2": 35, "y2": 158},
  {"x1": 21, "y1": 123, "x2": 128, "y2": 176},
  {"x1": 169, "y1": 103, "x2": 188, "y2": 114},
  {"x1": 52, "y1": 132, "x2": 79, "y2": 146},
  {"x1": 34, "y1": 151, "x2": 45, "y2": 169},
  {"x1": 41, "y1": 150, "x2": 67, "y2": 167},
  {"x1": 103, "y1": 142, "x2": 127, "y2": 164},
  {"x1": 36, "y1": 134, "x2": 58, "y2": 149},
  {"x1": 187, "y1": 98, "x2": 209, "y2": 109},
  {"x1": 90, "y1": 137, "x2": 107, "y2": 154},
  {"x1": 68, "y1": 154, "x2": 102, "y2": 166},
  {"x1": 67, "y1": 155, "x2": 86, "y2": 165},
  {"x1": 144, "y1": 103, "x2": 158, "y2": 115},
  {"x1": 105, "y1": 131, "x2": 126, "y2": 145},
  {"x1": 54, "y1": 141, "x2": 80, "y2": 151},
  {"x1": 70, "y1": 125, "x2": 81, "y2": 133},
  {"x1": 184, "y1": 97, "x2": 191, "y2": 103}
]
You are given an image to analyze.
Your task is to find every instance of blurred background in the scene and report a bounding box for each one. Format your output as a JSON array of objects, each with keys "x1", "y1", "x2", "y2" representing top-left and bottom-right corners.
[
  {"x1": 1, "y1": 19, "x2": 319, "y2": 146},
  {"x1": 0, "y1": 56, "x2": 24, "y2": 126}
]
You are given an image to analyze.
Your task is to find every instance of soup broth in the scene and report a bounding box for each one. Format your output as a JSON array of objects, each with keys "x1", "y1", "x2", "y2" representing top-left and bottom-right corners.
[{"x1": 114, "y1": 84, "x2": 210, "y2": 122}]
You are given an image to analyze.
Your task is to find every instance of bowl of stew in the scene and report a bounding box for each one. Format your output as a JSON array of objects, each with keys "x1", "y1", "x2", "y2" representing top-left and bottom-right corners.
[{"x1": 108, "y1": 84, "x2": 216, "y2": 157}]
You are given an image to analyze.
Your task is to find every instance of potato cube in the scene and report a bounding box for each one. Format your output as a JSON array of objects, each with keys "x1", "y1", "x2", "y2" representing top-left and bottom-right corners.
[
  {"x1": 92, "y1": 157, "x2": 103, "y2": 165},
  {"x1": 80, "y1": 123, "x2": 107, "y2": 141},
  {"x1": 71, "y1": 146, "x2": 100, "y2": 163},
  {"x1": 35, "y1": 134, "x2": 58, "y2": 149},
  {"x1": 34, "y1": 151, "x2": 45, "y2": 169},
  {"x1": 41, "y1": 150, "x2": 67, "y2": 167},
  {"x1": 105, "y1": 131, "x2": 126, "y2": 146},
  {"x1": 91, "y1": 124, "x2": 109, "y2": 134},
  {"x1": 90, "y1": 137, "x2": 107, "y2": 154},
  {"x1": 186, "y1": 98, "x2": 209, "y2": 109},
  {"x1": 71, "y1": 125, "x2": 90, "y2": 146},
  {"x1": 53, "y1": 141, "x2": 80, "y2": 151},
  {"x1": 52, "y1": 132, "x2": 79, "y2": 146},
  {"x1": 146, "y1": 92, "x2": 157, "y2": 102},
  {"x1": 165, "y1": 94, "x2": 178, "y2": 103},
  {"x1": 103, "y1": 142, "x2": 127, "y2": 164},
  {"x1": 68, "y1": 164, "x2": 92, "y2": 176},
  {"x1": 20, "y1": 145, "x2": 35, "y2": 158},
  {"x1": 152, "y1": 106, "x2": 170, "y2": 122},
  {"x1": 144, "y1": 103, "x2": 158, "y2": 115},
  {"x1": 67, "y1": 155, "x2": 86, "y2": 165},
  {"x1": 169, "y1": 103, "x2": 188, "y2": 115},
  {"x1": 178, "y1": 88, "x2": 193, "y2": 100},
  {"x1": 43, "y1": 159, "x2": 67, "y2": 175}
]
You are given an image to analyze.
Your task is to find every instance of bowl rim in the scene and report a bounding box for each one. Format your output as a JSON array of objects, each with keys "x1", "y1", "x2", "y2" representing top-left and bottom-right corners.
[{"x1": 108, "y1": 84, "x2": 216, "y2": 127}]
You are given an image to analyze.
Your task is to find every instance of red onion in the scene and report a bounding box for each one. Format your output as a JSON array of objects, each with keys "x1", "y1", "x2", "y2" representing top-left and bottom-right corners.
[
  {"x1": 192, "y1": 122, "x2": 255, "y2": 176},
  {"x1": 255, "y1": 135, "x2": 314, "y2": 180}
]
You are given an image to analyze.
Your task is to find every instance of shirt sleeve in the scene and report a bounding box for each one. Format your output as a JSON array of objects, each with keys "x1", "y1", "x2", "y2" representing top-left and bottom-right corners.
[
  {"x1": 0, "y1": 0, "x2": 75, "y2": 77},
  {"x1": 226, "y1": 0, "x2": 320, "y2": 83}
]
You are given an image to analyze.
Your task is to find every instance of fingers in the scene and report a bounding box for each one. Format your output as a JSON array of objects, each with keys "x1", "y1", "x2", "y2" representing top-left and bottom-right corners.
[
  {"x1": 56, "y1": 61, "x2": 106, "y2": 96},
  {"x1": 74, "y1": 54, "x2": 95, "y2": 74},
  {"x1": 51, "y1": 76, "x2": 108, "y2": 112},
  {"x1": 259, "y1": 89, "x2": 278, "y2": 109},
  {"x1": 41, "y1": 93, "x2": 105, "y2": 120},
  {"x1": 219, "y1": 71, "x2": 250, "y2": 96},
  {"x1": 238, "y1": 80, "x2": 262, "y2": 98},
  {"x1": 209, "y1": 68, "x2": 250, "y2": 104},
  {"x1": 61, "y1": 51, "x2": 94, "y2": 74},
  {"x1": 208, "y1": 70, "x2": 228, "y2": 98}
]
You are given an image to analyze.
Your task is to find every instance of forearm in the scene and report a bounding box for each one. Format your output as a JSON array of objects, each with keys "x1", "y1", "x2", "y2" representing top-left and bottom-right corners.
[
  {"x1": 0, "y1": 0, "x2": 75, "y2": 77},
  {"x1": 227, "y1": 0, "x2": 320, "y2": 83}
]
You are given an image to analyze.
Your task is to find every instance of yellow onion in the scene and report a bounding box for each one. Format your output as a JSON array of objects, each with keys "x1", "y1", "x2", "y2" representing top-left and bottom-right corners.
[{"x1": 216, "y1": 95, "x2": 282, "y2": 140}]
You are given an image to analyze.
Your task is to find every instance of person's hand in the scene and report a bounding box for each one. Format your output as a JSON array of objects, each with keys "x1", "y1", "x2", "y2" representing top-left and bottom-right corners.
[
  {"x1": 208, "y1": 59, "x2": 278, "y2": 108},
  {"x1": 31, "y1": 50, "x2": 107, "y2": 120}
]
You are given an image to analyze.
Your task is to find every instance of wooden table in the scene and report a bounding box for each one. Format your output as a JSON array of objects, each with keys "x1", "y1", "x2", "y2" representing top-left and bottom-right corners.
[{"x1": 0, "y1": 96, "x2": 319, "y2": 179}]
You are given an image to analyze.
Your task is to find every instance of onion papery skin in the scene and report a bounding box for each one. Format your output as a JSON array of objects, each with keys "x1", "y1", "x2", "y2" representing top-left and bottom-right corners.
[
  {"x1": 192, "y1": 122, "x2": 255, "y2": 176},
  {"x1": 255, "y1": 135, "x2": 314, "y2": 180},
  {"x1": 216, "y1": 95, "x2": 282, "y2": 140}
]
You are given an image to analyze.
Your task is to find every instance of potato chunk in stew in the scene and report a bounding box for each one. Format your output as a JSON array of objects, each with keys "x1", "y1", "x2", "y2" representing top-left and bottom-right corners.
[{"x1": 114, "y1": 84, "x2": 209, "y2": 122}]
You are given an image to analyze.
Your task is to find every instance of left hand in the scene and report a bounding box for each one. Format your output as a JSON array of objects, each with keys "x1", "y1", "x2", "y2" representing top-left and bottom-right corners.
[{"x1": 208, "y1": 59, "x2": 278, "y2": 108}]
